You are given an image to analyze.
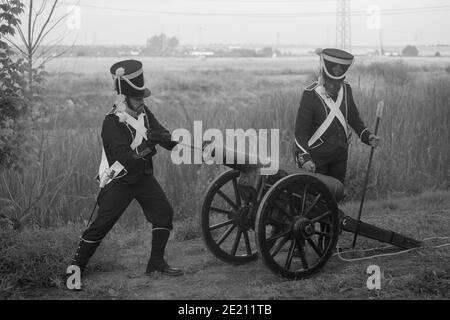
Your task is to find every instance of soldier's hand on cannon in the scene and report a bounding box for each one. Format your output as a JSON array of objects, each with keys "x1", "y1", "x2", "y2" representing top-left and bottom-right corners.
[
  {"x1": 369, "y1": 134, "x2": 380, "y2": 148},
  {"x1": 302, "y1": 160, "x2": 316, "y2": 173}
]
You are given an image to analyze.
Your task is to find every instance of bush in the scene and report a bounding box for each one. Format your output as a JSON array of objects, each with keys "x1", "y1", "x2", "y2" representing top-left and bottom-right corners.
[
  {"x1": 0, "y1": 0, "x2": 28, "y2": 169},
  {"x1": 402, "y1": 45, "x2": 419, "y2": 57}
]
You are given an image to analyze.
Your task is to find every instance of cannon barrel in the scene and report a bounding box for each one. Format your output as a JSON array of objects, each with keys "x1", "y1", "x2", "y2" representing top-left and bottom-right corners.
[{"x1": 202, "y1": 141, "x2": 265, "y2": 173}]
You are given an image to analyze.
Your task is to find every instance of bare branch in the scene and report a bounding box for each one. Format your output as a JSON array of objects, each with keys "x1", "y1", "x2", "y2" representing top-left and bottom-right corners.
[
  {"x1": 14, "y1": 23, "x2": 29, "y2": 48},
  {"x1": 30, "y1": 0, "x2": 58, "y2": 53},
  {"x1": 31, "y1": 11, "x2": 70, "y2": 55},
  {"x1": 35, "y1": 31, "x2": 68, "y2": 60},
  {"x1": 31, "y1": 0, "x2": 47, "y2": 44},
  {"x1": 3, "y1": 37, "x2": 27, "y2": 56},
  {"x1": 27, "y1": 0, "x2": 33, "y2": 51},
  {"x1": 38, "y1": 43, "x2": 74, "y2": 67}
]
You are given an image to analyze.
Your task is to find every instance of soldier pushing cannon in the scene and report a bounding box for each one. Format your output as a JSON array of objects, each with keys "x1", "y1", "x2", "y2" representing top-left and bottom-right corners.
[{"x1": 68, "y1": 60, "x2": 183, "y2": 285}]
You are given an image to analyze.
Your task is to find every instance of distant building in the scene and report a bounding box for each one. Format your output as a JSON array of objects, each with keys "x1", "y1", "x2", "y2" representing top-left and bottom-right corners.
[{"x1": 188, "y1": 51, "x2": 215, "y2": 57}]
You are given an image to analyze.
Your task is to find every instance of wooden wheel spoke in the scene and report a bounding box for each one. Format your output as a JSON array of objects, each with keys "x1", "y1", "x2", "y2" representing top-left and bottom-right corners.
[
  {"x1": 284, "y1": 239, "x2": 296, "y2": 270},
  {"x1": 314, "y1": 230, "x2": 331, "y2": 237},
  {"x1": 283, "y1": 189, "x2": 296, "y2": 217},
  {"x1": 270, "y1": 235, "x2": 290, "y2": 257},
  {"x1": 266, "y1": 229, "x2": 290, "y2": 243},
  {"x1": 210, "y1": 219, "x2": 234, "y2": 231},
  {"x1": 232, "y1": 178, "x2": 242, "y2": 207},
  {"x1": 307, "y1": 238, "x2": 323, "y2": 257},
  {"x1": 311, "y1": 211, "x2": 332, "y2": 223},
  {"x1": 210, "y1": 206, "x2": 235, "y2": 215},
  {"x1": 216, "y1": 224, "x2": 235, "y2": 246},
  {"x1": 304, "y1": 193, "x2": 322, "y2": 217},
  {"x1": 271, "y1": 200, "x2": 294, "y2": 220},
  {"x1": 243, "y1": 230, "x2": 252, "y2": 255},
  {"x1": 231, "y1": 228, "x2": 243, "y2": 256},
  {"x1": 217, "y1": 190, "x2": 239, "y2": 211},
  {"x1": 267, "y1": 217, "x2": 285, "y2": 228},
  {"x1": 300, "y1": 186, "x2": 308, "y2": 215}
]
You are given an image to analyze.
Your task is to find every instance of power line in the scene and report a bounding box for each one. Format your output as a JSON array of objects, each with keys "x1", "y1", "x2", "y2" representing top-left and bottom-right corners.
[
  {"x1": 191, "y1": 0, "x2": 334, "y2": 2},
  {"x1": 66, "y1": 3, "x2": 450, "y2": 17}
]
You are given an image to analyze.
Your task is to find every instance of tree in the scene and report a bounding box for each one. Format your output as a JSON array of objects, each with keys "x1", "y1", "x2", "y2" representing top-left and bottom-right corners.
[
  {"x1": 144, "y1": 34, "x2": 179, "y2": 56},
  {"x1": 168, "y1": 36, "x2": 179, "y2": 48},
  {"x1": 5, "y1": 0, "x2": 76, "y2": 93},
  {"x1": 401, "y1": 45, "x2": 419, "y2": 57},
  {"x1": 0, "y1": 0, "x2": 28, "y2": 169}
]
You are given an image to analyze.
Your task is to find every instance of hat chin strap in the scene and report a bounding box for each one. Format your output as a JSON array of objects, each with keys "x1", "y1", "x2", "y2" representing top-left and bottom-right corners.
[
  {"x1": 114, "y1": 75, "x2": 147, "y2": 92},
  {"x1": 113, "y1": 71, "x2": 147, "y2": 94},
  {"x1": 320, "y1": 54, "x2": 352, "y2": 81}
]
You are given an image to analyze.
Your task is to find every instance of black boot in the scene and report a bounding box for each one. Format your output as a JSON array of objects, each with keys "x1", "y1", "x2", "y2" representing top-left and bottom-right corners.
[
  {"x1": 70, "y1": 238, "x2": 101, "y2": 271},
  {"x1": 146, "y1": 228, "x2": 183, "y2": 276}
]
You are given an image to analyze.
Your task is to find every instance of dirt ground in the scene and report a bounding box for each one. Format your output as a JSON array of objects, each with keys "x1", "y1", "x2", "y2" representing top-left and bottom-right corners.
[
  {"x1": 29, "y1": 231, "x2": 449, "y2": 300},
  {"x1": 19, "y1": 191, "x2": 449, "y2": 300}
]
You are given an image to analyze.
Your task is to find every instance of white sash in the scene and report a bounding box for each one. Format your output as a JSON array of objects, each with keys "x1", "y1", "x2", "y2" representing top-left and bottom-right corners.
[
  {"x1": 308, "y1": 86, "x2": 347, "y2": 147},
  {"x1": 97, "y1": 111, "x2": 148, "y2": 188},
  {"x1": 125, "y1": 113, "x2": 147, "y2": 149}
]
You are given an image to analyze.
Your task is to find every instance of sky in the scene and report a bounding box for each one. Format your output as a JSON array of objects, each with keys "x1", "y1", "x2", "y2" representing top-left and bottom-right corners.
[{"x1": 16, "y1": 0, "x2": 450, "y2": 47}]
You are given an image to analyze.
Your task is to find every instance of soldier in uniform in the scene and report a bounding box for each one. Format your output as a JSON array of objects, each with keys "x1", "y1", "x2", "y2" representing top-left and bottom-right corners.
[
  {"x1": 69, "y1": 60, "x2": 183, "y2": 279},
  {"x1": 294, "y1": 48, "x2": 380, "y2": 185}
]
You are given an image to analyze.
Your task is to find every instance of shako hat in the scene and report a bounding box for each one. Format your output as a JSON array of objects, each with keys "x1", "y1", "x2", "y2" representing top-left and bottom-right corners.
[
  {"x1": 316, "y1": 48, "x2": 354, "y2": 80},
  {"x1": 110, "y1": 59, "x2": 151, "y2": 98}
]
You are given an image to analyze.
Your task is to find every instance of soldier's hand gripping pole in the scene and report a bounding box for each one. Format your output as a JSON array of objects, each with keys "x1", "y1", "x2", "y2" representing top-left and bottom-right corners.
[{"x1": 352, "y1": 100, "x2": 384, "y2": 249}]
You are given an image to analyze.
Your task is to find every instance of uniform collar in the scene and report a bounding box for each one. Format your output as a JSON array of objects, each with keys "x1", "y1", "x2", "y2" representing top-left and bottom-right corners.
[
  {"x1": 125, "y1": 106, "x2": 146, "y2": 119},
  {"x1": 319, "y1": 84, "x2": 343, "y2": 101}
]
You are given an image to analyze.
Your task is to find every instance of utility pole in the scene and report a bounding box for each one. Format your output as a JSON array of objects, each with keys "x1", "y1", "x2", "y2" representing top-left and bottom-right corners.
[
  {"x1": 336, "y1": 0, "x2": 351, "y2": 51},
  {"x1": 379, "y1": 28, "x2": 385, "y2": 56}
]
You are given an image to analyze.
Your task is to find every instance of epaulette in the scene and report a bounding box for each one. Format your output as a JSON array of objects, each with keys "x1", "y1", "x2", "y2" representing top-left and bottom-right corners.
[{"x1": 304, "y1": 81, "x2": 319, "y2": 91}]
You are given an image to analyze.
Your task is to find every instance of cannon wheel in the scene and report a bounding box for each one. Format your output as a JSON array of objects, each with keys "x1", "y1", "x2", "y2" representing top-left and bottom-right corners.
[
  {"x1": 255, "y1": 173, "x2": 339, "y2": 279},
  {"x1": 201, "y1": 169, "x2": 258, "y2": 265}
]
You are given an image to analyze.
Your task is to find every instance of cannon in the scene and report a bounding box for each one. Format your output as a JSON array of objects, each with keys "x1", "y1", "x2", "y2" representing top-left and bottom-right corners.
[{"x1": 199, "y1": 144, "x2": 421, "y2": 280}]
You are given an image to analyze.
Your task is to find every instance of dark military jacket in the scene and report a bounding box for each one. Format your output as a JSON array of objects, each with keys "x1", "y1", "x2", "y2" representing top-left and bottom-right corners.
[
  {"x1": 101, "y1": 105, "x2": 176, "y2": 184},
  {"x1": 294, "y1": 81, "x2": 372, "y2": 163}
]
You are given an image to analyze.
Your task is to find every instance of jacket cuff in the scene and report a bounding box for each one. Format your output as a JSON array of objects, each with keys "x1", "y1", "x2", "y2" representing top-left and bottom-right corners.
[
  {"x1": 360, "y1": 129, "x2": 372, "y2": 145},
  {"x1": 160, "y1": 141, "x2": 178, "y2": 151}
]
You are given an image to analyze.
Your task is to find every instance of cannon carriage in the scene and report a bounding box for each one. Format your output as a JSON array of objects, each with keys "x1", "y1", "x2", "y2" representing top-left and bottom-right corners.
[{"x1": 199, "y1": 146, "x2": 421, "y2": 280}]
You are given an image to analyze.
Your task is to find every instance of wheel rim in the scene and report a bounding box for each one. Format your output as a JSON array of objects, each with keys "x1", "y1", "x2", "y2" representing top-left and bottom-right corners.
[
  {"x1": 201, "y1": 170, "x2": 258, "y2": 264},
  {"x1": 256, "y1": 174, "x2": 339, "y2": 279}
]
